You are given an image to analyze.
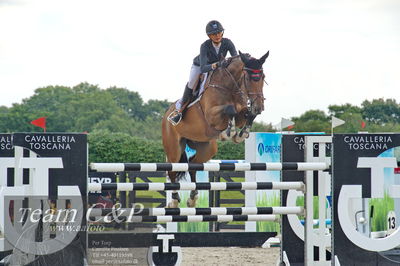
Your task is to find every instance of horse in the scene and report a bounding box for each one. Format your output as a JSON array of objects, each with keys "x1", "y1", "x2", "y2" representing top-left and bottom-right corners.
[{"x1": 161, "y1": 51, "x2": 269, "y2": 207}]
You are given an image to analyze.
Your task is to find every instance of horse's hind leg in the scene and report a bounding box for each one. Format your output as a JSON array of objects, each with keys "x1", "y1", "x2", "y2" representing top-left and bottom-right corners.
[
  {"x1": 186, "y1": 140, "x2": 218, "y2": 207},
  {"x1": 166, "y1": 169, "x2": 180, "y2": 208},
  {"x1": 162, "y1": 118, "x2": 185, "y2": 208}
]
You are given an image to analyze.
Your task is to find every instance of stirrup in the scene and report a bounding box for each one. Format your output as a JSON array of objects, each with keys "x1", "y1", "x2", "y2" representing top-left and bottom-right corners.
[{"x1": 167, "y1": 110, "x2": 182, "y2": 126}]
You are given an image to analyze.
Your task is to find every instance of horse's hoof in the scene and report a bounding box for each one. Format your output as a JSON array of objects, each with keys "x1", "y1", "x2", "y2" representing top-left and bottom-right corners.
[
  {"x1": 232, "y1": 133, "x2": 246, "y2": 143},
  {"x1": 226, "y1": 128, "x2": 231, "y2": 137},
  {"x1": 219, "y1": 131, "x2": 230, "y2": 141},
  {"x1": 186, "y1": 195, "x2": 199, "y2": 207},
  {"x1": 167, "y1": 199, "x2": 179, "y2": 208},
  {"x1": 227, "y1": 126, "x2": 236, "y2": 136}
]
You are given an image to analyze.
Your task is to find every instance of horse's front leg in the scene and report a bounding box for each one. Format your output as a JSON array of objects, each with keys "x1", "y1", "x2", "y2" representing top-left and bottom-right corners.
[
  {"x1": 186, "y1": 170, "x2": 198, "y2": 207},
  {"x1": 232, "y1": 112, "x2": 256, "y2": 143},
  {"x1": 219, "y1": 117, "x2": 236, "y2": 141},
  {"x1": 232, "y1": 126, "x2": 250, "y2": 143}
]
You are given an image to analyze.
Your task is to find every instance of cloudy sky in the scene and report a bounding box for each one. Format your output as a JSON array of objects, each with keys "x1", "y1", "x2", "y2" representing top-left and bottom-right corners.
[{"x1": 0, "y1": 0, "x2": 399, "y2": 124}]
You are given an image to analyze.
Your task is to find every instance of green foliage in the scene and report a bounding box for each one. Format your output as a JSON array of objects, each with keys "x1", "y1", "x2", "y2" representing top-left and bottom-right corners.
[
  {"x1": 143, "y1": 99, "x2": 171, "y2": 120},
  {"x1": 362, "y1": 98, "x2": 400, "y2": 124},
  {"x1": 256, "y1": 192, "x2": 280, "y2": 232},
  {"x1": 214, "y1": 141, "x2": 244, "y2": 160},
  {"x1": 251, "y1": 121, "x2": 275, "y2": 132},
  {"x1": 369, "y1": 192, "x2": 394, "y2": 232},
  {"x1": 328, "y1": 103, "x2": 362, "y2": 117},
  {"x1": 88, "y1": 130, "x2": 165, "y2": 163},
  {"x1": 291, "y1": 110, "x2": 330, "y2": 132},
  {"x1": 292, "y1": 99, "x2": 400, "y2": 133},
  {"x1": 106, "y1": 86, "x2": 146, "y2": 120},
  {"x1": 331, "y1": 112, "x2": 364, "y2": 133},
  {"x1": 0, "y1": 82, "x2": 167, "y2": 136}
]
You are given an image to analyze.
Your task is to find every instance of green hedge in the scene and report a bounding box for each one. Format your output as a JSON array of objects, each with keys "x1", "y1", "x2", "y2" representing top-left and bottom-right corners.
[
  {"x1": 215, "y1": 141, "x2": 244, "y2": 160},
  {"x1": 88, "y1": 130, "x2": 244, "y2": 163}
]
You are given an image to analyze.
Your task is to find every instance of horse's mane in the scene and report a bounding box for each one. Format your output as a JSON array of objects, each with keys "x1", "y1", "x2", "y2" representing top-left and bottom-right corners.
[
  {"x1": 225, "y1": 55, "x2": 241, "y2": 64},
  {"x1": 225, "y1": 53, "x2": 261, "y2": 69}
]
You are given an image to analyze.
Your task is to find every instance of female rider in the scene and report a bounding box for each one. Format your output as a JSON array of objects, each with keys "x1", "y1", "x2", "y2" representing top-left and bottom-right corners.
[{"x1": 168, "y1": 20, "x2": 238, "y2": 125}]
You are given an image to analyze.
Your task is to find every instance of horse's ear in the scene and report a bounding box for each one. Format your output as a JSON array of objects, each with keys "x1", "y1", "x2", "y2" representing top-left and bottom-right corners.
[
  {"x1": 259, "y1": 51, "x2": 269, "y2": 65},
  {"x1": 239, "y1": 51, "x2": 249, "y2": 64}
]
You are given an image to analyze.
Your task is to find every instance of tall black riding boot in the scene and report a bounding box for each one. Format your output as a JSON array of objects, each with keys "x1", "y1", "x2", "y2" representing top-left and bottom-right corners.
[{"x1": 169, "y1": 84, "x2": 193, "y2": 125}]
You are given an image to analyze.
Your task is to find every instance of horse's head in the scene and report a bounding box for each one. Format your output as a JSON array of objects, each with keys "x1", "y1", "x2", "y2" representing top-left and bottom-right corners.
[{"x1": 239, "y1": 51, "x2": 269, "y2": 116}]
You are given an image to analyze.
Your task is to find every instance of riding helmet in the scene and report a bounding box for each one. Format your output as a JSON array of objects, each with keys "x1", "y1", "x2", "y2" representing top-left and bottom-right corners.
[{"x1": 206, "y1": 20, "x2": 224, "y2": 35}]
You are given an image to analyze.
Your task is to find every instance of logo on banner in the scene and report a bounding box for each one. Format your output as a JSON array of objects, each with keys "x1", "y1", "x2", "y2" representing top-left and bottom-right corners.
[
  {"x1": 257, "y1": 142, "x2": 280, "y2": 156},
  {"x1": 257, "y1": 143, "x2": 264, "y2": 156},
  {"x1": 338, "y1": 157, "x2": 400, "y2": 252}
]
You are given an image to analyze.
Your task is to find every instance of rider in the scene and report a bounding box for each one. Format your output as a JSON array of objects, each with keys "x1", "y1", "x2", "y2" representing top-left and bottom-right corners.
[{"x1": 169, "y1": 20, "x2": 238, "y2": 125}]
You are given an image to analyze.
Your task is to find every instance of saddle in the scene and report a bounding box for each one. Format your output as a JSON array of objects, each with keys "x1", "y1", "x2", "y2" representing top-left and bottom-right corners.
[
  {"x1": 189, "y1": 71, "x2": 212, "y2": 105},
  {"x1": 169, "y1": 70, "x2": 214, "y2": 126}
]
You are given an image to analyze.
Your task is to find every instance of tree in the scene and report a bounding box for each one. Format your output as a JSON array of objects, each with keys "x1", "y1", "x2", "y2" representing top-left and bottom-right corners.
[
  {"x1": 361, "y1": 98, "x2": 400, "y2": 124},
  {"x1": 1, "y1": 103, "x2": 39, "y2": 132},
  {"x1": 143, "y1": 99, "x2": 171, "y2": 120},
  {"x1": 22, "y1": 85, "x2": 74, "y2": 114},
  {"x1": 332, "y1": 112, "x2": 364, "y2": 133},
  {"x1": 56, "y1": 90, "x2": 127, "y2": 132},
  {"x1": 328, "y1": 103, "x2": 362, "y2": 118},
  {"x1": 291, "y1": 110, "x2": 330, "y2": 133},
  {"x1": 106, "y1": 87, "x2": 146, "y2": 120},
  {"x1": 251, "y1": 121, "x2": 275, "y2": 132}
]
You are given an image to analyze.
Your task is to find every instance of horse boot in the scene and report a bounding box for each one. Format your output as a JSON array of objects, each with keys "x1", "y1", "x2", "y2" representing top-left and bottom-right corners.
[{"x1": 168, "y1": 84, "x2": 193, "y2": 125}]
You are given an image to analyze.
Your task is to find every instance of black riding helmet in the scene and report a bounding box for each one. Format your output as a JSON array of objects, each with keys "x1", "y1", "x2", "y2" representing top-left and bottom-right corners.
[{"x1": 206, "y1": 20, "x2": 224, "y2": 35}]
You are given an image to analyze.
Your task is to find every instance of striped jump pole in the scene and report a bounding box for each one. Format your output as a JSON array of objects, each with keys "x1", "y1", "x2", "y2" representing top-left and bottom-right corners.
[
  {"x1": 88, "y1": 206, "x2": 304, "y2": 217},
  {"x1": 90, "y1": 162, "x2": 328, "y2": 172},
  {"x1": 88, "y1": 181, "x2": 305, "y2": 192},
  {"x1": 92, "y1": 214, "x2": 279, "y2": 223}
]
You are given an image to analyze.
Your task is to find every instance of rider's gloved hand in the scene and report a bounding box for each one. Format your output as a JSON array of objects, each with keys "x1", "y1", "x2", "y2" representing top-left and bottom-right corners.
[{"x1": 217, "y1": 59, "x2": 229, "y2": 68}]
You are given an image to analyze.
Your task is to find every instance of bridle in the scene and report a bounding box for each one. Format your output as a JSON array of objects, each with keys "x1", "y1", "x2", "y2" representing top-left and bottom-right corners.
[
  {"x1": 208, "y1": 67, "x2": 247, "y2": 105},
  {"x1": 208, "y1": 63, "x2": 265, "y2": 110},
  {"x1": 242, "y1": 67, "x2": 266, "y2": 109}
]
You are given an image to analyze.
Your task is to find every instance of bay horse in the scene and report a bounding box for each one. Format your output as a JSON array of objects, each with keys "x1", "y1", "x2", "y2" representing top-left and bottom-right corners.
[{"x1": 161, "y1": 51, "x2": 269, "y2": 207}]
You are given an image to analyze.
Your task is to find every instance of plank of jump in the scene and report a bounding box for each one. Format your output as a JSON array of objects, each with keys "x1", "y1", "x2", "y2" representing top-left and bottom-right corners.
[
  {"x1": 90, "y1": 162, "x2": 328, "y2": 172},
  {"x1": 88, "y1": 181, "x2": 305, "y2": 192},
  {"x1": 91, "y1": 214, "x2": 279, "y2": 223},
  {"x1": 88, "y1": 206, "x2": 304, "y2": 217}
]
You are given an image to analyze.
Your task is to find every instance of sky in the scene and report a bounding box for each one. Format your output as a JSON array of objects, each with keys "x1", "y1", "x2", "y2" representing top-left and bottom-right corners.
[{"x1": 0, "y1": 0, "x2": 399, "y2": 124}]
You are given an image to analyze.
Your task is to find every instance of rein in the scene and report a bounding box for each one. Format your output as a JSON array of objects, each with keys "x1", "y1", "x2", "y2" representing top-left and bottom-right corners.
[{"x1": 208, "y1": 67, "x2": 248, "y2": 105}]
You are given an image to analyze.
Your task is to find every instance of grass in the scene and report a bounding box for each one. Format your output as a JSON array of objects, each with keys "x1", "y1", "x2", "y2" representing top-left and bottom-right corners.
[
  {"x1": 256, "y1": 192, "x2": 280, "y2": 232},
  {"x1": 369, "y1": 191, "x2": 394, "y2": 232},
  {"x1": 178, "y1": 191, "x2": 209, "y2": 232}
]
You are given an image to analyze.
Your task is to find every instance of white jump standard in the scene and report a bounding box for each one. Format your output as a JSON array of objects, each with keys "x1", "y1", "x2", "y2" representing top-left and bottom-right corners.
[{"x1": 90, "y1": 162, "x2": 328, "y2": 172}]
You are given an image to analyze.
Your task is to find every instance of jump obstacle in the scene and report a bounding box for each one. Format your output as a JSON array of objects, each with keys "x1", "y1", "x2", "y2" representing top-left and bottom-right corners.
[
  {"x1": 9, "y1": 133, "x2": 398, "y2": 265},
  {"x1": 0, "y1": 133, "x2": 332, "y2": 266},
  {"x1": 87, "y1": 161, "x2": 326, "y2": 265}
]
